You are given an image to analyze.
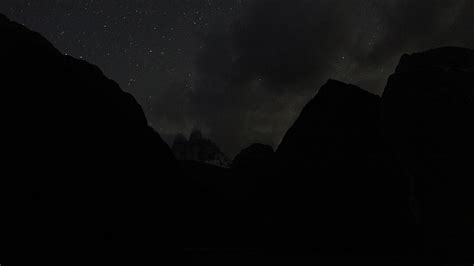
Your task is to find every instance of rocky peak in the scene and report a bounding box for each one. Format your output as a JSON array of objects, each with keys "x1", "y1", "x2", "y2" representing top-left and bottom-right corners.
[
  {"x1": 172, "y1": 131, "x2": 231, "y2": 168},
  {"x1": 276, "y1": 79, "x2": 381, "y2": 166}
]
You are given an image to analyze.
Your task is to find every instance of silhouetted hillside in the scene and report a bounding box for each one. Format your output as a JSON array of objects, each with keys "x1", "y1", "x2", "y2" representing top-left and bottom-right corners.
[
  {"x1": 273, "y1": 79, "x2": 413, "y2": 253},
  {"x1": 381, "y1": 47, "x2": 474, "y2": 256},
  {"x1": 270, "y1": 48, "x2": 473, "y2": 257},
  {"x1": 277, "y1": 79, "x2": 381, "y2": 168},
  {"x1": 2, "y1": 13, "x2": 472, "y2": 260},
  {"x1": 1, "y1": 13, "x2": 179, "y2": 255}
]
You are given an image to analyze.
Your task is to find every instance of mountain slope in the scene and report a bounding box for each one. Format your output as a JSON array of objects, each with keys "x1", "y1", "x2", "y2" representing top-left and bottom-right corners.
[
  {"x1": 273, "y1": 79, "x2": 407, "y2": 252},
  {"x1": 381, "y1": 47, "x2": 474, "y2": 256},
  {"x1": 1, "y1": 13, "x2": 179, "y2": 255}
]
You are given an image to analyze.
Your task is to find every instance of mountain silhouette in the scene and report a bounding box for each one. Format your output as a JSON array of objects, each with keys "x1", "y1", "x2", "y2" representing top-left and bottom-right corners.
[
  {"x1": 231, "y1": 143, "x2": 276, "y2": 218},
  {"x1": 2, "y1": 13, "x2": 472, "y2": 260},
  {"x1": 270, "y1": 48, "x2": 473, "y2": 256},
  {"x1": 273, "y1": 79, "x2": 413, "y2": 253},
  {"x1": 277, "y1": 79, "x2": 381, "y2": 170},
  {"x1": 381, "y1": 47, "x2": 474, "y2": 256},
  {"x1": 1, "y1": 13, "x2": 181, "y2": 256}
]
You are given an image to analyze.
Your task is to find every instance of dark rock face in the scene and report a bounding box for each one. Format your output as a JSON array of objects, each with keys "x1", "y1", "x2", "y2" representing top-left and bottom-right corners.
[
  {"x1": 381, "y1": 47, "x2": 474, "y2": 256},
  {"x1": 231, "y1": 143, "x2": 275, "y2": 211},
  {"x1": 277, "y1": 79, "x2": 382, "y2": 168},
  {"x1": 232, "y1": 143, "x2": 274, "y2": 171},
  {"x1": 270, "y1": 48, "x2": 473, "y2": 255},
  {"x1": 172, "y1": 129, "x2": 231, "y2": 168},
  {"x1": 274, "y1": 79, "x2": 413, "y2": 252},
  {"x1": 1, "y1": 14, "x2": 179, "y2": 255}
]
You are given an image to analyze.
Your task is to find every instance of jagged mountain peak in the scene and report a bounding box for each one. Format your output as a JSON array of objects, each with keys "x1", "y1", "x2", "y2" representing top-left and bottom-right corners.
[{"x1": 172, "y1": 131, "x2": 231, "y2": 168}]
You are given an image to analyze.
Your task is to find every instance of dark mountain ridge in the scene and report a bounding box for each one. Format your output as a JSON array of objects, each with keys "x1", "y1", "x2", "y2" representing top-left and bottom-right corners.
[
  {"x1": 2, "y1": 13, "x2": 472, "y2": 260},
  {"x1": 272, "y1": 79, "x2": 412, "y2": 253},
  {"x1": 277, "y1": 79, "x2": 381, "y2": 168},
  {"x1": 1, "y1": 13, "x2": 180, "y2": 256},
  {"x1": 381, "y1": 46, "x2": 474, "y2": 256}
]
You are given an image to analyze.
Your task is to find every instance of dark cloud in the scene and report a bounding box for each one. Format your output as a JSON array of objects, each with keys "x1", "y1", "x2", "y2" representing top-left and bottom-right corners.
[
  {"x1": 198, "y1": 0, "x2": 356, "y2": 92},
  {"x1": 361, "y1": 0, "x2": 473, "y2": 65},
  {"x1": 185, "y1": 0, "x2": 473, "y2": 156},
  {"x1": 5, "y1": 1, "x2": 470, "y2": 157}
]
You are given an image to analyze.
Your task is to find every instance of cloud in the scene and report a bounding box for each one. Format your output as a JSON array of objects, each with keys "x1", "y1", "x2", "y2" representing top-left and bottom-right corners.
[{"x1": 156, "y1": 0, "x2": 474, "y2": 156}]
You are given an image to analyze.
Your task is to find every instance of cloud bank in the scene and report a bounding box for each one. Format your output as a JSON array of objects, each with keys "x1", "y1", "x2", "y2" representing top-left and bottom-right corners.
[{"x1": 155, "y1": 0, "x2": 474, "y2": 156}]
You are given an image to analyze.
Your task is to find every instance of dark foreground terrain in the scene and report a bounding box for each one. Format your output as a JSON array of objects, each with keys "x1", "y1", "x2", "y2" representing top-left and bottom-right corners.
[{"x1": 1, "y1": 14, "x2": 472, "y2": 262}]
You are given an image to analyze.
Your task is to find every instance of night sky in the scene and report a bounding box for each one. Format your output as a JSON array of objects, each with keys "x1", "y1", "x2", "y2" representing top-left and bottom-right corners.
[{"x1": 1, "y1": 0, "x2": 473, "y2": 157}]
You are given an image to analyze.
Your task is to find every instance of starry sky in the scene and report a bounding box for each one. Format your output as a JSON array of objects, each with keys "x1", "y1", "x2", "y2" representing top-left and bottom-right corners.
[{"x1": 1, "y1": 0, "x2": 473, "y2": 157}]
